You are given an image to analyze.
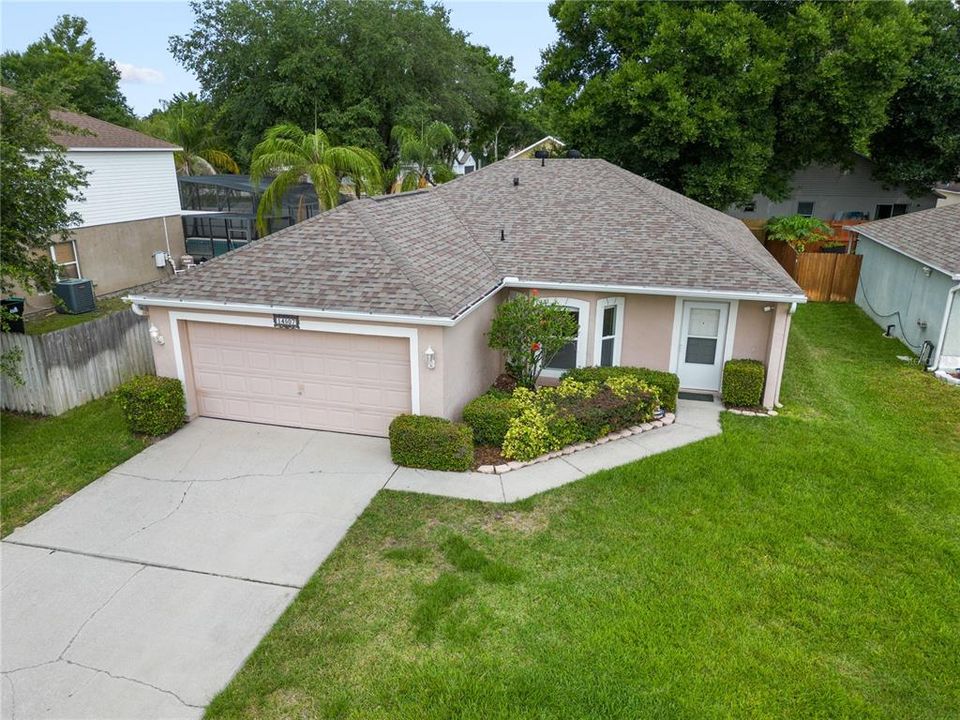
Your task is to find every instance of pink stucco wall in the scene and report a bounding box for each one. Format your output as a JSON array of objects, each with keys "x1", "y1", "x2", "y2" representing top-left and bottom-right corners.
[
  {"x1": 733, "y1": 301, "x2": 775, "y2": 363},
  {"x1": 441, "y1": 294, "x2": 503, "y2": 419}
]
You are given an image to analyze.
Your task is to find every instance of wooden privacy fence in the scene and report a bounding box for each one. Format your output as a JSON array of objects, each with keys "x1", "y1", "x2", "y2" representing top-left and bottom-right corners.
[
  {"x1": 1, "y1": 309, "x2": 155, "y2": 416},
  {"x1": 765, "y1": 240, "x2": 863, "y2": 302}
]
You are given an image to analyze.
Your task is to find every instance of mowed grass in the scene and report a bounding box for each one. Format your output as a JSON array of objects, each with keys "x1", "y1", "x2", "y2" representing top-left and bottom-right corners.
[
  {"x1": 25, "y1": 296, "x2": 127, "y2": 335},
  {"x1": 207, "y1": 303, "x2": 960, "y2": 719},
  {"x1": 1, "y1": 396, "x2": 148, "y2": 536}
]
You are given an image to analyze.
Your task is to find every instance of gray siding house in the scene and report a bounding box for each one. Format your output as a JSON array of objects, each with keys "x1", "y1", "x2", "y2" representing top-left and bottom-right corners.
[
  {"x1": 727, "y1": 155, "x2": 937, "y2": 222},
  {"x1": 847, "y1": 205, "x2": 960, "y2": 372}
]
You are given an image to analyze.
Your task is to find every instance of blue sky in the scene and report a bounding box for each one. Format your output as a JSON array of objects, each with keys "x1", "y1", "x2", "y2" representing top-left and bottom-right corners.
[{"x1": 0, "y1": 0, "x2": 557, "y2": 116}]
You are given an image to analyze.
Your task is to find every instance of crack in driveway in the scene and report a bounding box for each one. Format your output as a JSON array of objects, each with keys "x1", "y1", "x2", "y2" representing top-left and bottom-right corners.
[{"x1": 62, "y1": 659, "x2": 203, "y2": 710}]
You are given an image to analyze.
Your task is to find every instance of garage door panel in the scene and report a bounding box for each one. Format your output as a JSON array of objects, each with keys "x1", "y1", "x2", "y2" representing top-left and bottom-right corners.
[{"x1": 187, "y1": 322, "x2": 412, "y2": 436}]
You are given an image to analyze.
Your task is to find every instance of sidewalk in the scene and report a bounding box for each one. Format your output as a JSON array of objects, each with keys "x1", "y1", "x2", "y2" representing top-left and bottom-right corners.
[{"x1": 385, "y1": 397, "x2": 723, "y2": 502}]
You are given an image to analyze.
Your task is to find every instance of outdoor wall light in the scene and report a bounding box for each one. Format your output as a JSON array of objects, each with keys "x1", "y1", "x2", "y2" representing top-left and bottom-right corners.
[
  {"x1": 425, "y1": 346, "x2": 436, "y2": 370},
  {"x1": 148, "y1": 325, "x2": 165, "y2": 346},
  {"x1": 763, "y1": 305, "x2": 774, "y2": 312},
  {"x1": 922, "y1": 266, "x2": 932, "y2": 277}
]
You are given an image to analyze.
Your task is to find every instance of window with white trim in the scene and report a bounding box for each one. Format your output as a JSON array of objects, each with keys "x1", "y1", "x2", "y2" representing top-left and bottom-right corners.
[
  {"x1": 594, "y1": 297, "x2": 625, "y2": 367},
  {"x1": 50, "y1": 241, "x2": 81, "y2": 279},
  {"x1": 540, "y1": 297, "x2": 590, "y2": 378},
  {"x1": 796, "y1": 201, "x2": 815, "y2": 217}
]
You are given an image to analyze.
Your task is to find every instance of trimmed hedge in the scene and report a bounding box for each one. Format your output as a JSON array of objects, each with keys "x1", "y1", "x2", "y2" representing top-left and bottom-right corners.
[
  {"x1": 115, "y1": 375, "x2": 185, "y2": 436},
  {"x1": 389, "y1": 415, "x2": 474, "y2": 472},
  {"x1": 562, "y1": 366, "x2": 680, "y2": 412},
  {"x1": 462, "y1": 392, "x2": 519, "y2": 446},
  {"x1": 722, "y1": 359, "x2": 765, "y2": 407},
  {"x1": 502, "y1": 378, "x2": 660, "y2": 461}
]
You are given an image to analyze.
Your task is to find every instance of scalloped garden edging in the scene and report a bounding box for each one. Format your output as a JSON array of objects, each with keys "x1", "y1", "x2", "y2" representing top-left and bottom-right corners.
[
  {"x1": 477, "y1": 412, "x2": 676, "y2": 475},
  {"x1": 725, "y1": 407, "x2": 779, "y2": 417}
]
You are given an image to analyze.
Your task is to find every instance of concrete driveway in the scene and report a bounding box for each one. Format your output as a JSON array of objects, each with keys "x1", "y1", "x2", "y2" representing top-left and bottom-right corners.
[{"x1": 1, "y1": 419, "x2": 396, "y2": 719}]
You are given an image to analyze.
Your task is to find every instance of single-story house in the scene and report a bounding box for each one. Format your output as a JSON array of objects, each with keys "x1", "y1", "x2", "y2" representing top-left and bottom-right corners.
[
  {"x1": 727, "y1": 155, "x2": 938, "y2": 223},
  {"x1": 129, "y1": 158, "x2": 806, "y2": 437},
  {"x1": 847, "y1": 204, "x2": 960, "y2": 371},
  {"x1": 18, "y1": 97, "x2": 186, "y2": 313}
]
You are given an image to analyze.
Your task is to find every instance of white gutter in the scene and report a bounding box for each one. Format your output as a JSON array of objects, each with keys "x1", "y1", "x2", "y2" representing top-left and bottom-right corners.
[
  {"x1": 501, "y1": 277, "x2": 807, "y2": 304},
  {"x1": 931, "y1": 283, "x2": 960, "y2": 370},
  {"x1": 127, "y1": 277, "x2": 805, "y2": 329},
  {"x1": 124, "y1": 295, "x2": 461, "y2": 327}
]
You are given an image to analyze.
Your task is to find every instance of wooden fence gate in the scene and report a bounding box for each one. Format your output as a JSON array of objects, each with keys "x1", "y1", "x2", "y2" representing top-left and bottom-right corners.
[{"x1": 764, "y1": 241, "x2": 863, "y2": 302}]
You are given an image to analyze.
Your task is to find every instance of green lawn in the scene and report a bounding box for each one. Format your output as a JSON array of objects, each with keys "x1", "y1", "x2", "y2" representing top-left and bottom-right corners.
[
  {"x1": 0, "y1": 396, "x2": 148, "y2": 536},
  {"x1": 206, "y1": 303, "x2": 959, "y2": 719},
  {"x1": 25, "y1": 296, "x2": 127, "y2": 335}
]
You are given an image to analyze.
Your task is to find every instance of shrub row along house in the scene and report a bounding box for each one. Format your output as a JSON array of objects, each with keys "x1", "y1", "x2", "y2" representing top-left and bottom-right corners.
[{"x1": 128, "y1": 158, "x2": 806, "y2": 437}]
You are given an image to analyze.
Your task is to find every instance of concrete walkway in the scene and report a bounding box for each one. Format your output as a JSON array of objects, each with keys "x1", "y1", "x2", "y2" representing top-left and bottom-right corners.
[
  {"x1": 1, "y1": 398, "x2": 721, "y2": 719},
  {"x1": 385, "y1": 398, "x2": 722, "y2": 502}
]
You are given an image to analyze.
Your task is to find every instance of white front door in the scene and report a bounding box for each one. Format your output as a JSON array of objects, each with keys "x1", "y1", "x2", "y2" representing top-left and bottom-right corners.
[{"x1": 677, "y1": 301, "x2": 729, "y2": 391}]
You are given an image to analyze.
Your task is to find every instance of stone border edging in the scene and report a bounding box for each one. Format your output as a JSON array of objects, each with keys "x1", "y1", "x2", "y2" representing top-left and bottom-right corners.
[
  {"x1": 477, "y1": 412, "x2": 677, "y2": 475},
  {"x1": 725, "y1": 408, "x2": 778, "y2": 417}
]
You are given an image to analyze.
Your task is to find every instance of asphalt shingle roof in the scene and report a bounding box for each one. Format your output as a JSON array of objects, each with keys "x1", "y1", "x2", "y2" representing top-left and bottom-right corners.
[
  {"x1": 848, "y1": 204, "x2": 960, "y2": 278},
  {"x1": 139, "y1": 158, "x2": 803, "y2": 318},
  {"x1": 50, "y1": 109, "x2": 178, "y2": 150}
]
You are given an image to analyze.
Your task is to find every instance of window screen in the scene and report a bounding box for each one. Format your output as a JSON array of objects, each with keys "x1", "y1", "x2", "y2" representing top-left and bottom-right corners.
[{"x1": 545, "y1": 309, "x2": 580, "y2": 370}]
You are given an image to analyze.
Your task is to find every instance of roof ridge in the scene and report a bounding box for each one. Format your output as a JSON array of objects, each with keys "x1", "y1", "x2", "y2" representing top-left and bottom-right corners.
[
  {"x1": 347, "y1": 199, "x2": 446, "y2": 316},
  {"x1": 612, "y1": 164, "x2": 789, "y2": 286}
]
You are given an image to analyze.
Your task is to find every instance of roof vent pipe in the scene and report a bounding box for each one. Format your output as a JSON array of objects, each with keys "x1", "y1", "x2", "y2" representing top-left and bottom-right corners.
[
  {"x1": 513, "y1": 177, "x2": 519, "y2": 187},
  {"x1": 500, "y1": 229, "x2": 506, "y2": 242}
]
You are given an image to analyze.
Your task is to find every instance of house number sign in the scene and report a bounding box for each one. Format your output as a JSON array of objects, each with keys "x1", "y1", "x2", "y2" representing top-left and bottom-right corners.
[{"x1": 273, "y1": 314, "x2": 300, "y2": 330}]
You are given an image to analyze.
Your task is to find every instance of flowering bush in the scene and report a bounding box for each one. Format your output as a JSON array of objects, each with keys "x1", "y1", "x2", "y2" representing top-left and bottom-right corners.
[
  {"x1": 500, "y1": 377, "x2": 660, "y2": 461},
  {"x1": 487, "y1": 293, "x2": 579, "y2": 388}
]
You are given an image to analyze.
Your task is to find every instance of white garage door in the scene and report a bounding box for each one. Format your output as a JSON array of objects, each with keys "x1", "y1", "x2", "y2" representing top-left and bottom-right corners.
[{"x1": 187, "y1": 322, "x2": 412, "y2": 436}]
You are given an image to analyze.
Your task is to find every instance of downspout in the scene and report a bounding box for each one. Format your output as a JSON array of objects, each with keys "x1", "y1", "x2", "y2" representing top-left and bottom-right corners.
[
  {"x1": 161, "y1": 216, "x2": 173, "y2": 261},
  {"x1": 931, "y1": 282, "x2": 960, "y2": 371}
]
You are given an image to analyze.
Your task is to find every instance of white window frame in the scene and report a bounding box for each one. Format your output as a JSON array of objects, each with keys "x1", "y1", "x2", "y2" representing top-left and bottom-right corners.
[
  {"x1": 539, "y1": 296, "x2": 590, "y2": 379},
  {"x1": 796, "y1": 201, "x2": 815, "y2": 217},
  {"x1": 49, "y1": 240, "x2": 81, "y2": 280},
  {"x1": 593, "y1": 296, "x2": 625, "y2": 368}
]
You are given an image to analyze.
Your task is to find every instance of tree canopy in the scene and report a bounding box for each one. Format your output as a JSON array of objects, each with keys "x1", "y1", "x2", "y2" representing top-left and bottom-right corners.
[
  {"x1": 0, "y1": 89, "x2": 88, "y2": 301},
  {"x1": 1, "y1": 15, "x2": 134, "y2": 126},
  {"x1": 140, "y1": 93, "x2": 240, "y2": 175},
  {"x1": 538, "y1": 0, "x2": 926, "y2": 208},
  {"x1": 170, "y1": 0, "x2": 526, "y2": 166},
  {"x1": 870, "y1": 0, "x2": 960, "y2": 194}
]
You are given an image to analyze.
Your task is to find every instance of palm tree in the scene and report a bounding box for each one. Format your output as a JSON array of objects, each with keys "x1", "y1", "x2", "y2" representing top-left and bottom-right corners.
[
  {"x1": 390, "y1": 121, "x2": 457, "y2": 192},
  {"x1": 250, "y1": 123, "x2": 382, "y2": 234},
  {"x1": 141, "y1": 95, "x2": 239, "y2": 176}
]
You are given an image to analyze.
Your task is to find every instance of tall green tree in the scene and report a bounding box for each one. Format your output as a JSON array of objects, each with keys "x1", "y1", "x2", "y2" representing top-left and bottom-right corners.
[
  {"x1": 249, "y1": 123, "x2": 381, "y2": 233},
  {"x1": 539, "y1": 0, "x2": 923, "y2": 208},
  {"x1": 141, "y1": 93, "x2": 240, "y2": 175},
  {"x1": 391, "y1": 121, "x2": 457, "y2": 191},
  {"x1": 1, "y1": 15, "x2": 134, "y2": 126},
  {"x1": 870, "y1": 0, "x2": 960, "y2": 194},
  {"x1": 170, "y1": 0, "x2": 519, "y2": 165},
  {"x1": 1, "y1": 89, "x2": 88, "y2": 376}
]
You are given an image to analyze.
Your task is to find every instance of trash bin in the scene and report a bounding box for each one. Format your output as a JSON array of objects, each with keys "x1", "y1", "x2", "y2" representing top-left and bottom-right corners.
[{"x1": 1, "y1": 297, "x2": 26, "y2": 333}]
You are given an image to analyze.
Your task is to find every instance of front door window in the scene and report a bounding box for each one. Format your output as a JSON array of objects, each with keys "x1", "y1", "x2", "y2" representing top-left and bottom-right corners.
[{"x1": 677, "y1": 301, "x2": 729, "y2": 391}]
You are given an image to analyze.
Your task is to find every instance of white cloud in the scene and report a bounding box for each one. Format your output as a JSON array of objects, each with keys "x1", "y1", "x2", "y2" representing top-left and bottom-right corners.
[{"x1": 117, "y1": 63, "x2": 165, "y2": 85}]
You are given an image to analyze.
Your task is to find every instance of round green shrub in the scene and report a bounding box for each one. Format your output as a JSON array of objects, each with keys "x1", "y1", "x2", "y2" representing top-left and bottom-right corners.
[
  {"x1": 462, "y1": 392, "x2": 519, "y2": 446},
  {"x1": 115, "y1": 375, "x2": 185, "y2": 436},
  {"x1": 722, "y1": 359, "x2": 766, "y2": 407},
  {"x1": 389, "y1": 415, "x2": 474, "y2": 472}
]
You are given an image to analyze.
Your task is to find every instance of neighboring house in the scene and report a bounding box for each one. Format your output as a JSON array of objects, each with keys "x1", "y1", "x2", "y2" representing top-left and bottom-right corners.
[
  {"x1": 179, "y1": 175, "x2": 320, "y2": 259},
  {"x1": 128, "y1": 158, "x2": 805, "y2": 437},
  {"x1": 847, "y1": 204, "x2": 960, "y2": 371},
  {"x1": 506, "y1": 135, "x2": 566, "y2": 160},
  {"x1": 727, "y1": 155, "x2": 938, "y2": 223},
  {"x1": 23, "y1": 102, "x2": 185, "y2": 313},
  {"x1": 452, "y1": 149, "x2": 477, "y2": 175},
  {"x1": 934, "y1": 182, "x2": 960, "y2": 208}
]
